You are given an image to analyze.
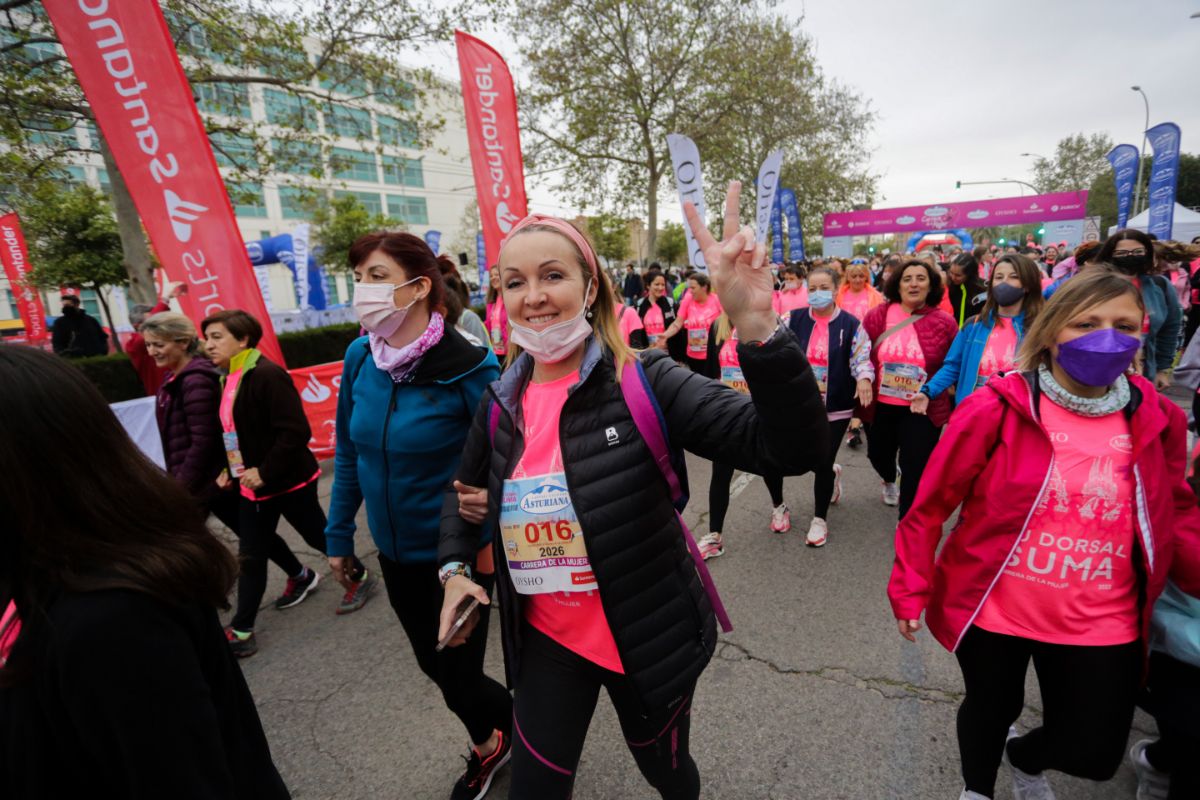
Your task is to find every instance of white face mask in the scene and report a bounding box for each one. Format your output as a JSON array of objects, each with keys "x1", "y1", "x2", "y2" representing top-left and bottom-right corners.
[
  {"x1": 508, "y1": 280, "x2": 594, "y2": 364},
  {"x1": 353, "y1": 277, "x2": 421, "y2": 339}
]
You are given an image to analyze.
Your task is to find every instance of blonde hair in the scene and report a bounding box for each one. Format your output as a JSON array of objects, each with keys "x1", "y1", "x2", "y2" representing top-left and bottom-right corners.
[
  {"x1": 140, "y1": 311, "x2": 201, "y2": 356},
  {"x1": 713, "y1": 312, "x2": 733, "y2": 348},
  {"x1": 502, "y1": 224, "x2": 636, "y2": 381},
  {"x1": 1016, "y1": 266, "x2": 1144, "y2": 372}
]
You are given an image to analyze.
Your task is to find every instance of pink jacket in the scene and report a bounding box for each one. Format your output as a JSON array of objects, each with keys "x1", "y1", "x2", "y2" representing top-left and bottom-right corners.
[{"x1": 888, "y1": 371, "x2": 1200, "y2": 653}]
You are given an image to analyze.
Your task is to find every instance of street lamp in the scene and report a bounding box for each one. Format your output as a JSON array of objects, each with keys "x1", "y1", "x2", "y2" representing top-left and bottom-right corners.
[
  {"x1": 1131, "y1": 86, "x2": 1150, "y2": 217},
  {"x1": 1019, "y1": 153, "x2": 1046, "y2": 160}
]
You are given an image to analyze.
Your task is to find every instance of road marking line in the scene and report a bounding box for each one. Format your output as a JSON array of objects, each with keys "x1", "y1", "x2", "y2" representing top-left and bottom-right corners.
[{"x1": 729, "y1": 472, "x2": 757, "y2": 500}]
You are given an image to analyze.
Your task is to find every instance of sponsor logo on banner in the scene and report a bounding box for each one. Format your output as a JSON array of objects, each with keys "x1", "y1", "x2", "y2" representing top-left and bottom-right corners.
[
  {"x1": 456, "y1": 31, "x2": 528, "y2": 268},
  {"x1": 823, "y1": 190, "x2": 1090, "y2": 238},
  {"x1": 667, "y1": 133, "x2": 708, "y2": 270},
  {"x1": 0, "y1": 213, "x2": 48, "y2": 344},
  {"x1": 1107, "y1": 143, "x2": 1140, "y2": 229},
  {"x1": 1145, "y1": 122, "x2": 1181, "y2": 240},
  {"x1": 966, "y1": 210, "x2": 989, "y2": 220},
  {"x1": 289, "y1": 361, "x2": 343, "y2": 459},
  {"x1": 43, "y1": 0, "x2": 282, "y2": 363},
  {"x1": 754, "y1": 150, "x2": 784, "y2": 244}
]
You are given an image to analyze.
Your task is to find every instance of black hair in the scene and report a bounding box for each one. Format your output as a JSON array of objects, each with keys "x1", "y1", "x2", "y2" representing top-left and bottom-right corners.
[
  {"x1": 883, "y1": 259, "x2": 946, "y2": 306},
  {"x1": 1096, "y1": 228, "x2": 1156, "y2": 275}
]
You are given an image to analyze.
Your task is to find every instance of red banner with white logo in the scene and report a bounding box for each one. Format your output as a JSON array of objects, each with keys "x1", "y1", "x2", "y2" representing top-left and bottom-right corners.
[
  {"x1": 43, "y1": 0, "x2": 283, "y2": 364},
  {"x1": 0, "y1": 213, "x2": 48, "y2": 344},
  {"x1": 290, "y1": 361, "x2": 342, "y2": 460},
  {"x1": 455, "y1": 31, "x2": 528, "y2": 268}
]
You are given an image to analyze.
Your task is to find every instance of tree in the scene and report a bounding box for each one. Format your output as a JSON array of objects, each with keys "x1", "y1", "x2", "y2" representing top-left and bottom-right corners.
[
  {"x1": 1030, "y1": 133, "x2": 1114, "y2": 194},
  {"x1": 512, "y1": 0, "x2": 767, "y2": 258},
  {"x1": 656, "y1": 222, "x2": 687, "y2": 266},
  {"x1": 21, "y1": 184, "x2": 127, "y2": 352},
  {"x1": 445, "y1": 199, "x2": 484, "y2": 287},
  {"x1": 0, "y1": 0, "x2": 472, "y2": 302},
  {"x1": 585, "y1": 213, "x2": 631, "y2": 266},
  {"x1": 310, "y1": 194, "x2": 401, "y2": 272}
]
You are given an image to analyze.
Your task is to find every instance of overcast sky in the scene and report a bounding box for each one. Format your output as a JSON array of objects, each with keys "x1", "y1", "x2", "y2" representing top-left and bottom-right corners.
[{"x1": 407, "y1": 0, "x2": 1200, "y2": 223}]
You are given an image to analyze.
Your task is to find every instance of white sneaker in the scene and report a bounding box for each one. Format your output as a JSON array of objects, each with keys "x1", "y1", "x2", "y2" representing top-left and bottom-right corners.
[
  {"x1": 769, "y1": 503, "x2": 791, "y2": 533},
  {"x1": 958, "y1": 790, "x2": 990, "y2": 800},
  {"x1": 831, "y1": 463, "x2": 843, "y2": 505},
  {"x1": 1004, "y1": 726, "x2": 1056, "y2": 800},
  {"x1": 697, "y1": 532, "x2": 724, "y2": 560},
  {"x1": 882, "y1": 481, "x2": 900, "y2": 506},
  {"x1": 806, "y1": 517, "x2": 828, "y2": 547},
  {"x1": 1129, "y1": 738, "x2": 1169, "y2": 800}
]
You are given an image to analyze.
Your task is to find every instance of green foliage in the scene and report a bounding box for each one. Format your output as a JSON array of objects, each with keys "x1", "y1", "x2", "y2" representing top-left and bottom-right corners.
[
  {"x1": 1086, "y1": 153, "x2": 1200, "y2": 236},
  {"x1": 21, "y1": 184, "x2": 126, "y2": 291},
  {"x1": 585, "y1": 213, "x2": 630, "y2": 264},
  {"x1": 655, "y1": 222, "x2": 687, "y2": 266},
  {"x1": 72, "y1": 354, "x2": 145, "y2": 403},
  {"x1": 311, "y1": 193, "x2": 402, "y2": 271},
  {"x1": 278, "y1": 322, "x2": 362, "y2": 367},
  {"x1": 1030, "y1": 133, "x2": 1115, "y2": 194}
]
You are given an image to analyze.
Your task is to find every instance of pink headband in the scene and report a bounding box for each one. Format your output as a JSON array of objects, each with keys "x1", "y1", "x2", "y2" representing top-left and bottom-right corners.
[{"x1": 501, "y1": 213, "x2": 599, "y2": 279}]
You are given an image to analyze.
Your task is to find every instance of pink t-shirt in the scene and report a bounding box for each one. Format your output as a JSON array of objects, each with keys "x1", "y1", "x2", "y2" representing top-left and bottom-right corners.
[
  {"x1": 773, "y1": 287, "x2": 808, "y2": 315},
  {"x1": 839, "y1": 288, "x2": 872, "y2": 322},
  {"x1": 678, "y1": 292, "x2": 723, "y2": 360},
  {"x1": 875, "y1": 304, "x2": 926, "y2": 406},
  {"x1": 504, "y1": 371, "x2": 623, "y2": 672},
  {"x1": 975, "y1": 316, "x2": 1018, "y2": 388},
  {"x1": 486, "y1": 300, "x2": 507, "y2": 356},
  {"x1": 806, "y1": 315, "x2": 831, "y2": 398},
  {"x1": 615, "y1": 304, "x2": 644, "y2": 345},
  {"x1": 643, "y1": 304, "x2": 665, "y2": 346},
  {"x1": 974, "y1": 396, "x2": 1139, "y2": 645},
  {"x1": 717, "y1": 329, "x2": 747, "y2": 393}
]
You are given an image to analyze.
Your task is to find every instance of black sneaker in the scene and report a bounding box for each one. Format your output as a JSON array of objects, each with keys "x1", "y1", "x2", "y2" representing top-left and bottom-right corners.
[
  {"x1": 450, "y1": 729, "x2": 512, "y2": 800},
  {"x1": 847, "y1": 427, "x2": 863, "y2": 449},
  {"x1": 225, "y1": 626, "x2": 258, "y2": 658},
  {"x1": 274, "y1": 567, "x2": 320, "y2": 610}
]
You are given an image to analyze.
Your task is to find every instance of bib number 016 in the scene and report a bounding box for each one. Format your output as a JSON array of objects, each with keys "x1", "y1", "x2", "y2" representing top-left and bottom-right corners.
[{"x1": 524, "y1": 520, "x2": 573, "y2": 544}]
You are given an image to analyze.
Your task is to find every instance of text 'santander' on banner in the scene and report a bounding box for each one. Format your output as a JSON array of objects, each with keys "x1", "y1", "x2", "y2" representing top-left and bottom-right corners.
[
  {"x1": 43, "y1": 0, "x2": 284, "y2": 364},
  {"x1": 0, "y1": 213, "x2": 49, "y2": 345}
]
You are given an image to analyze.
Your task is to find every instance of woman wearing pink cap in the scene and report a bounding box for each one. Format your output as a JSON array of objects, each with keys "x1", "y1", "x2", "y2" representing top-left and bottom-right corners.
[{"x1": 438, "y1": 183, "x2": 829, "y2": 799}]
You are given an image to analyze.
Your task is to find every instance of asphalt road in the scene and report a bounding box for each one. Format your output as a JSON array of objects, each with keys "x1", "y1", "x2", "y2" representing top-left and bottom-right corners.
[{"x1": 226, "y1": 438, "x2": 1160, "y2": 800}]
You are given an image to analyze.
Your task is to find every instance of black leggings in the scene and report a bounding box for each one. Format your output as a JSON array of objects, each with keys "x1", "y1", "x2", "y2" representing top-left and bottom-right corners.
[
  {"x1": 378, "y1": 555, "x2": 512, "y2": 746},
  {"x1": 231, "y1": 481, "x2": 335, "y2": 631},
  {"x1": 708, "y1": 461, "x2": 784, "y2": 533},
  {"x1": 813, "y1": 418, "x2": 850, "y2": 520},
  {"x1": 1143, "y1": 650, "x2": 1200, "y2": 800},
  {"x1": 866, "y1": 402, "x2": 941, "y2": 518},
  {"x1": 954, "y1": 626, "x2": 1141, "y2": 798},
  {"x1": 509, "y1": 625, "x2": 699, "y2": 800}
]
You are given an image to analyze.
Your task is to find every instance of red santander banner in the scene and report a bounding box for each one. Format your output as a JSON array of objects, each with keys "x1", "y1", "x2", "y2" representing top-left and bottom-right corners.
[
  {"x1": 290, "y1": 361, "x2": 342, "y2": 460},
  {"x1": 43, "y1": 0, "x2": 283, "y2": 364},
  {"x1": 0, "y1": 213, "x2": 48, "y2": 344},
  {"x1": 455, "y1": 31, "x2": 528, "y2": 268}
]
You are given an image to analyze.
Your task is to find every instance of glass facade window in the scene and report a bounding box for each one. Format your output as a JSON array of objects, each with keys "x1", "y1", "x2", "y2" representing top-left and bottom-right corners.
[
  {"x1": 278, "y1": 186, "x2": 314, "y2": 220},
  {"x1": 331, "y1": 148, "x2": 378, "y2": 183},
  {"x1": 381, "y1": 156, "x2": 423, "y2": 188},
  {"x1": 325, "y1": 103, "x2": 372, "y2": 139},
  {"x1": 227, "y1": 182, "x2": 268, "y2": 217},
  {"x1": 319, "y1": 61, "x2": 368, "y2": 95},
  {"x1": 263, "y1": 89, "x2": 319, "y2": 127},
  {"x1": 25, "y1": 115, "x2": 77, "y2": 149},
  {"x1": 79, "y1": 289, "x2": 101, "y2": 319},
  {"x1": 374, "y1": 76, "x2": 415, "y2": 109},
  {"x1": 335, "y1": 190, "x2": 384, "y2": 216},
  {"x1": 195, "y1": 82, "x2": 251, "y2": 119},
  {"x1": 386, "y1": 194, "x2": 428, "y2": 225},
  {"x1": 271, "y1": 138, "x2": 323, "y2": 177},
  {"x1": 96, "y1": 168, "x2": 110, "y2": 191},
  {"x1": 209, "y1": 132, "x2": 258, "y2": 170},
  {"x1": 377, "y1": 114, "x2": 419, "y2": 148}
]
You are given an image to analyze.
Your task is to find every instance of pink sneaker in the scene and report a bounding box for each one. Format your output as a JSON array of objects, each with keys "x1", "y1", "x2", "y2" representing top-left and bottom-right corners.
[
  {"x1": 770, "y1": 503, "x2": 791, "y2": 533},
  {"x1": 697, "y1": 533, "x2": 724, "y2": 560}
]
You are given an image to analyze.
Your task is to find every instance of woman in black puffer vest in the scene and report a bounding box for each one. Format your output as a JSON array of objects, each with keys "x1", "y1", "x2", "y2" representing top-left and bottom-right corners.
[{"x1": 438, "y1": 185, "x2": 829, "y2": 800}]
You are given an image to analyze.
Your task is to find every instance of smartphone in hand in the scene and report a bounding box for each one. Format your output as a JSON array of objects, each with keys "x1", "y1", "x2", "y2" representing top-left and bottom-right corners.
[{"x1": 436, "y1": 596, "x2": 481, "y2": 652}]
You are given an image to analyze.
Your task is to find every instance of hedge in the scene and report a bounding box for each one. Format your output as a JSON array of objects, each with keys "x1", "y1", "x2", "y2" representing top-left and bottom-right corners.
[{"x1": 74, "y1": 322, "x2": 364, "y2": 403}]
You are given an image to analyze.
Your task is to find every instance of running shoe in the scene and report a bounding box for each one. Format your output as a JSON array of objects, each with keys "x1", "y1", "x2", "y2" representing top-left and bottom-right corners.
[
  {"x1": 805, "y1": 517, "x2": 827, "y2": 547},
  {"x1": 1005, "y1": 725, "x2": 1056, "y2": 800},
  {"x1": 697, "y1": 532, "x2": 724, "y2": 560},
  {"x1": 846, "y1": 426, "x2": 863, "y2": 449},
  {"x1": 831, "y1": 464, "x2": 843, "y2": 505},
  {"x1": 274, "y1": 566, "x2": 320, "y2": 610},
  {"x1": 1129, "y1": 738, "x2": 1169, "y2": 800},
  {"x1": 336, "y1": 569, "x2": 377, "y2": 615},
  {"x1": 958, "y1": 791, "x2": 989, "y2": 800},
  {"x1": 451, "y1": 729, "x2": 512, "y2": 800},
  {"x1": 882, "y1": 481, "x2": 900, "y2": 507},
  {"x1": 769, "y1": 503, "x2": 791, "y2": 533},
  {"x1": 225, "y1": 626, "x2": 258, "y2": 658}
]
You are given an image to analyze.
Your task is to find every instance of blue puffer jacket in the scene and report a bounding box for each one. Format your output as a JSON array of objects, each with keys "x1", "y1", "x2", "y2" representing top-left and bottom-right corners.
[
  {"x1": 325, "y1": 329, "x2": 500, "y2": 563},
  {"x1": 1150, "y1": 582, "x2": 1200, "y2": 668},
  {"x1": 922, "y1": 310, "x2": 1026, "y2": 403}
]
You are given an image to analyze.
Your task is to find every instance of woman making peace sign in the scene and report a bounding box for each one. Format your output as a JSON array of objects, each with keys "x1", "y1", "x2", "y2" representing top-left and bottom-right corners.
[{"x1": 438, "y1": 182, "x2": 828, "y2": 799}]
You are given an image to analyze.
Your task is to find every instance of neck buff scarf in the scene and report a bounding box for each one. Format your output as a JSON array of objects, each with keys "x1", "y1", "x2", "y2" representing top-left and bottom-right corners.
[
  {"x1": 370, "y1": 311, "x2": 444, "y2": 383},
  {"x1": 1037, "y1": 365, "x2": 1130, "y2": 417}
]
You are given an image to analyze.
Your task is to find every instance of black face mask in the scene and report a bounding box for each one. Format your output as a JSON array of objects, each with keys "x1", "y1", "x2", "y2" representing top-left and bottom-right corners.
[
  {"x1": 1111, "y1": 254, "x2": 1148, "y2": 274},
  {"x1": 991, "y1": 282, "x2": 1026, "y2": 307},
  {"x1": 61, "y1": 304, "x2": 78, "y2": 315}
]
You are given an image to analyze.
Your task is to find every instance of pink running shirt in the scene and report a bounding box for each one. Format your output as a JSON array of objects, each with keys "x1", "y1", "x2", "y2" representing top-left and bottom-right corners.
[
  {"x1": 717, "y1": 329, "x2": 747, "y2": 393},
  {"x1": 772, "y1": 287, "x2": 809, "y2": 315},
  {"x1": 876, "y1": 304, "x2": 926, "y2": 406},
  {"x1": 615, "y1": 305, "x2": 645, "y2": 346},
  {"x1": 678, "y1": 293, "x2": 723, "y2": 361},
  {"x1": 805, "y1": 315, "x2": 831, "y2": 398},
  {"x1": 839, "y1": 288, "x2": 871, "y2": 323},
  {"x1": 975, "y1": 316, "x2": 1018, "y2": 388},
  {"x1": 974, "y1": 396, "x2": 1139, "y2": 645},
  {"x1": 643, "y1": 304, "x2": 665, "y2": 346}
]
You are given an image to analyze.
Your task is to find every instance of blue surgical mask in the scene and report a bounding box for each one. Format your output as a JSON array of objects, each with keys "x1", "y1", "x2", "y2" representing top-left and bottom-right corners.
[{"x1": 809, "y1": 289, "x2": 835, "y2": 309}]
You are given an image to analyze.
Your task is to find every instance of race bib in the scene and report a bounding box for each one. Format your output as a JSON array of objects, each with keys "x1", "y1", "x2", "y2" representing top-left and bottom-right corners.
[
  {"x1": 721, "y1": 365, "x2": 749, "y2": 394},
  {"x1": 499, "y1": 472, "x2": 597, "y2": 595},
  {"x1": 223, "y1": 431, "x2": 246, "y2": 478},
  {"x1": 812, "y1": 364, "x2": 828, "y2": 396},
  {"x1": 879, "y1": 362, "x2": 927, "y2": 401},
  {"x1": 687, "y1": 327, "x2": 708, "y2": 354},
  {"x1": 648, "y1": 333, "x2": 660, "y2": 347},
  {"x1": 490, "y1": 325, "x2": 504, "y2": 347}
]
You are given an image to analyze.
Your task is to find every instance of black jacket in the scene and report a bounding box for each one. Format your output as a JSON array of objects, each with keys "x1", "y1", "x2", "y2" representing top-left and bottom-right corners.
[
  {"x1": 50, "y1": 307, "x2": 107, "y2": 358},
  {"x1": 230, "y1": 355, "x2": 319, "y2": 496},
  {"x1": 440, "y1": 332, "x2": 828, "y2": 713},
  {"x1": 0, "y1": 589, "x2": 289, "y2": 799}
]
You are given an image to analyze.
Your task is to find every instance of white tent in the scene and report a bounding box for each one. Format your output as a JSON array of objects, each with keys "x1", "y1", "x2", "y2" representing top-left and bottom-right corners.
[{"x1": 1108, "y1": 203, "x2": 1200, "y2": 242}]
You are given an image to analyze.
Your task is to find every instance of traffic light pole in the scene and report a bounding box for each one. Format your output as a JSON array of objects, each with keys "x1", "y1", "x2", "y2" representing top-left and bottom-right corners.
[{"x1": 955, "y1": 179, "x2": 1040, "y2": 195}]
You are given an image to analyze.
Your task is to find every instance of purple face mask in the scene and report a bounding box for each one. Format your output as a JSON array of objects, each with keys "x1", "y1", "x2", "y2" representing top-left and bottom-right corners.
[{"x1": 1054, "y1": 328, "x2": 1140, "y2": 387}]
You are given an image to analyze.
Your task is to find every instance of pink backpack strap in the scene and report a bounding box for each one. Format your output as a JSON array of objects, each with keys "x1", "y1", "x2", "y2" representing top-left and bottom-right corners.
[
  {"x1": 487, "y1": 399, "x2": 501, "y2": 446},
  {"x1": 619, "y1": 359, "x2": 733, "y2": 633}
]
